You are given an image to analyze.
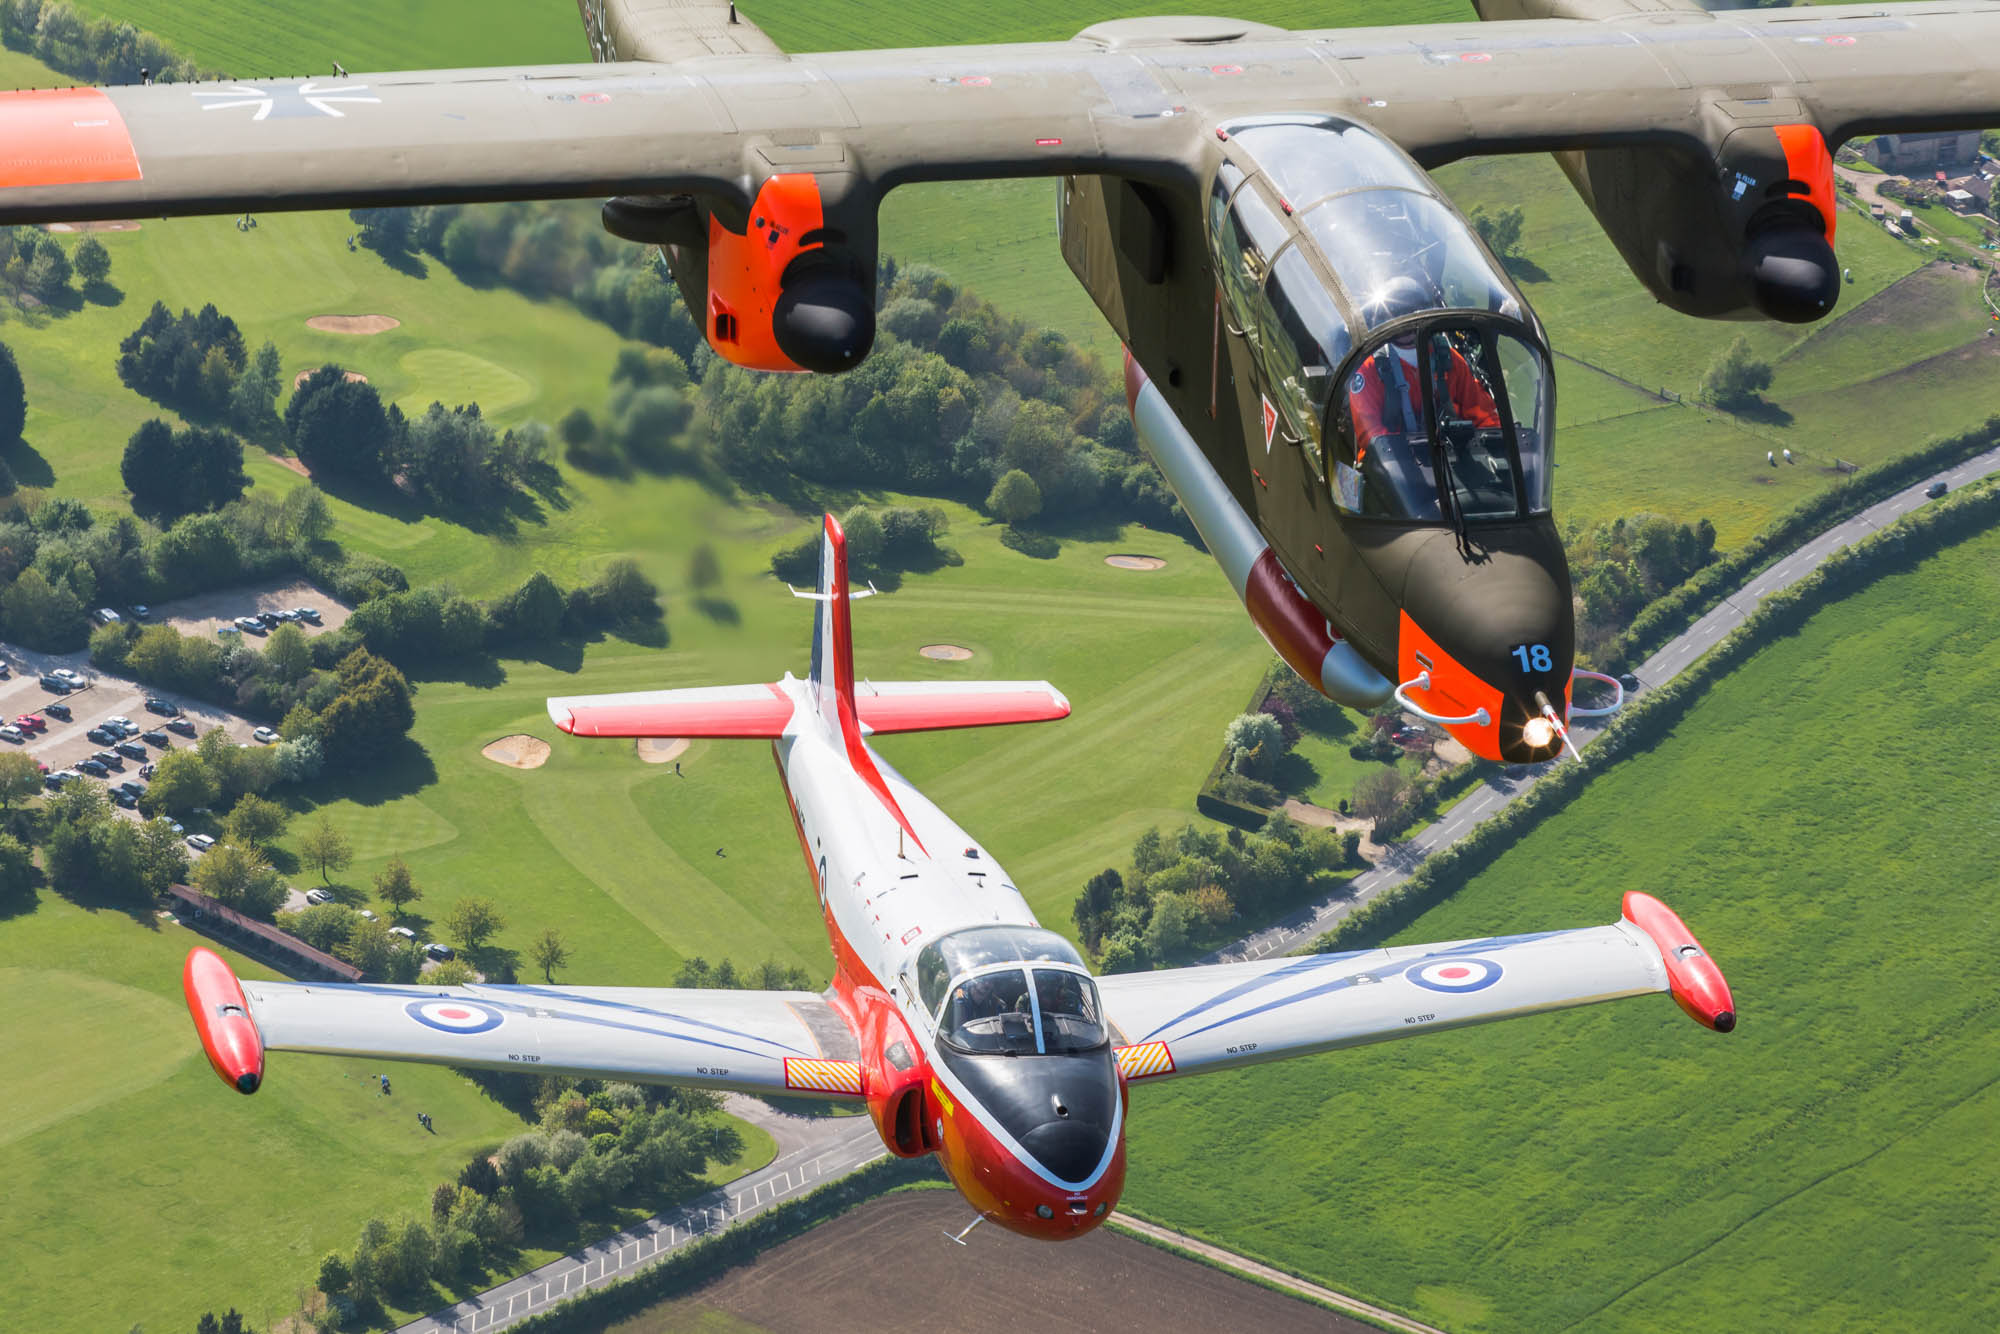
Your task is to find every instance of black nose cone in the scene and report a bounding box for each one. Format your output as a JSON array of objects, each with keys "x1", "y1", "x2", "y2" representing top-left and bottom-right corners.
[
  {"x1": 1019, "y1": 1118, "x2": 1112, "y2": 1184},
  {"x1": 1746, "y1": 225, "x2": 1840, "y2": 325},
  {"x1": 773, "y1": 273, "x2": 874, "y2": 373}
]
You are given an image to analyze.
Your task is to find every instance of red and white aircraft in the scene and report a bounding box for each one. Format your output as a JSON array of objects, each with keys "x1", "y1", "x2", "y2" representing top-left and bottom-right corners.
[{"x1": 184, "y1": 514, "x2": 1733, "y2": 1239}]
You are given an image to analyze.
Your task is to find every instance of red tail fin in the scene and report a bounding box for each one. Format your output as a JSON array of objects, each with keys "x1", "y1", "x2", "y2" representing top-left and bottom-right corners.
[{"x1": 808, "y1": 512, "x2": 857, "y2": 734}]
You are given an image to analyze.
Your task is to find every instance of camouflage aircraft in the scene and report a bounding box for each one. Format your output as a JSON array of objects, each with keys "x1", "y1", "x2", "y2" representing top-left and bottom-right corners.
[{"x1": 1, "y1": 0, "x2": 1993, "y2": 761}]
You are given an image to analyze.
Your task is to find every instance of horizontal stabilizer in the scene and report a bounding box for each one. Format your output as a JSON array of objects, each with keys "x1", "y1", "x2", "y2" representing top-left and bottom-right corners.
[
  {"x1": 851, "y1": 680, "x2": 1070, "y2": 734},
  {"x1": 548, "y1": 682, "x2": 796, "y2": 738},
  {"x1": 547, "y1": 679, "x2": 1068, "y2": 738}
]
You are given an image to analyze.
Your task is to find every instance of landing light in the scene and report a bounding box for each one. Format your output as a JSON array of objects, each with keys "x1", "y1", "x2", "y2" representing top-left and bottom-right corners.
[{"x1": 1522, "y1": 716, "x2": 1556, "y2": 750}]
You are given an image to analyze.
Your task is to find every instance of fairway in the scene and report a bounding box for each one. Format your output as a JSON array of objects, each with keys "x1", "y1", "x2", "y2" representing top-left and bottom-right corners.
[{"x1": 1121, "y1": 525, "x2": 2000, "y2": 1333}]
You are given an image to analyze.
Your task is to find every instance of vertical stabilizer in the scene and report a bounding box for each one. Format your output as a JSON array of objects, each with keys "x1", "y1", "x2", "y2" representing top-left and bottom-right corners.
[{"x1": 809, "y1": 512, "x2": 857, "y2": 733}]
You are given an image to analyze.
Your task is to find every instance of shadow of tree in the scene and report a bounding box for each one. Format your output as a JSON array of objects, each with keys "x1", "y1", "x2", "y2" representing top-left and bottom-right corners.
[
  {"x1": 83, "y1": 280, "x2": 124, "y2": 307},
  {"x1": 3, "y1": 436, "x2": 55, "y2": 488},
  {"x1": 1502, "y1": 255, "x2": 1551, "y2": 284},
  {"x1": 694, "y1": 596, "x2": 740, "y2": 626}
]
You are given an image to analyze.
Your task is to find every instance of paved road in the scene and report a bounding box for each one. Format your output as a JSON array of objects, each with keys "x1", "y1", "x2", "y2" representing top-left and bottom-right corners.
[
  {"x1": 1209, "y1": 442, "x2": 2000, "y2": 964},
  {"x1": 395, "y1": 1101, "x2": 883, "y2": 1334}
]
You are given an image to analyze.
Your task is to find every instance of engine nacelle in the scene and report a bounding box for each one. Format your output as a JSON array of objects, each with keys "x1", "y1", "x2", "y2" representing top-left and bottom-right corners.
[
  {"x1": 1557, "y1": 122, "x2": 1839, "y2": 325},
  {"x1": 611, "y1": 174, "x2": 876, "y2": 374}
]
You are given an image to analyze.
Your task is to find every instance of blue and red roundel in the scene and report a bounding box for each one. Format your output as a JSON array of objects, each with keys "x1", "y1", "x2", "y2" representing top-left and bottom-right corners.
[
  {"x1": 405, "y1": 999, "x2": 505, "y2": 1034},
  {"x1": 1405, "y1": 958, "x2": 1503, "y2": 994}
]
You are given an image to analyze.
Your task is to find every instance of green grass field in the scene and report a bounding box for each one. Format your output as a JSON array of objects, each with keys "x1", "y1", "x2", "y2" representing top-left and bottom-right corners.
[{"x1": 1121, "y1": 525, "x2": 2000, "y2": 1333}]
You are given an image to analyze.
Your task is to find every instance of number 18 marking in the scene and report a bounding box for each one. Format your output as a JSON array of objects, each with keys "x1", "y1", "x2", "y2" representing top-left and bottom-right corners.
[{"x1": 1511, "y1": 643, "x2": 1553, "y2": 672}]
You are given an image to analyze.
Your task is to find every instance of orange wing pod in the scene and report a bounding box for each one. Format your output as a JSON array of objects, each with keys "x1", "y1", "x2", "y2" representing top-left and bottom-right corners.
[
  {"x1": 183, "y1": 946, "x2": 266, "y2": 1094},
  {"x1": 1622, "y1": 892, "x2": 1736, "y2": 1034}
]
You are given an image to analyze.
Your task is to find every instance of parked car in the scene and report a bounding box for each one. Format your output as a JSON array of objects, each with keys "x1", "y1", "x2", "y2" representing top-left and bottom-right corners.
[
  {"x1": 39, "y1": 674, "x2": 72, "y2": 693},
  {"x1": 42, "y1": 772, "x2": 66, "y2": 790},
  {"x1": 141, "y1": 730, "x2": 170, "y2": 747},
  {"x1": 0, "y1": 725, "x2": 23, "y2": 743},
  {"x1": 185, "y1": 833, "x2": 215, "y2": 851},
  {"x1": 86, "y1": 726, "x2": 116, "y2": 745},
  {"x1": 217, "y1": 624, "x2": 240, "y2": 638},
  {"x1": 131, "y1": 604, "x2": 151, "y2": 620},
  {"x1": 423, "y1": 942, "x2": 455, "y2": 961},
  {"x1": 166, "y1": 718, "x2": 197, "y2": 737},
  {"x1": 1926, "y1": 480, "x2": 1949, "y2": 500},
  {"x1": 252, "y1": 726, "x2": 280, "y2": 744},
  {"x1": 357, "y1": 909, "x2": 378, "y2": 921},
  {"x1": 116, "y1": 741, "x2": 149, "y2": 761},
  {"x1": 144, "y1": 696, "x2": 179, "y2": 716},
  {"x1": 77, "y1": 759, "x2": 109, "y2": 778},
  {"x1": 233, "y1": 616, "x2": 266, "y2": 635},
  {"x1": 0, "y1": 662, "x2": 9, "y2": 678},
  {"x1": 41, "y1": 702, "x2": 67, "y2": 721},
  {"x1": 105, "y1": 716, "x2": 135, "y2": 733},
  {"x1": 305, "y1": 888, "x2": 335, "y2": 905},
  {"x1": 257, "y1": 611, "x2": 284, "y2": 628},
  {"x1": 273, "y1": 609, "x2": 299, "y2": 623},
  {"x1": 53, "y1": 668, "x2": 83, "y2": 684},
  {"x1": 14, "y1": 714, "x2": 44, "y2": 732},
  {"x1": 92, "y1": 607, "x2": 121, "y2": 625},
  {"x1": 91, "y1": 750, "x2": 124, "y2": 769},
  {"x1": 111, "y1": 789, "x2": 138, "y2": 808},
  {"x1": 116, "y1": 781, "x2": 145, "y2": 799},
  {"x1": 1617, "y1": 673, "x2": 1641, "y2": 693},
  {"x1": 296, "y1": 607, "x2": 322, "y2": 625}
]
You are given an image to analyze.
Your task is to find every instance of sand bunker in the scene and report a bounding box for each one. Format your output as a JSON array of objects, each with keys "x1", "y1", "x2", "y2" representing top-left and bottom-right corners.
[
  {"x1": 1105, "y1": 554, "x2": 1166, "y2": 571},
  {"x1": 44, "y1": 220, "x2": 140, "y2": 233},
  {"x1": 482, "y1": 735, "x2": 551, "y2": 769},
  {"x1": 307, "y1": 314, "x2": 401, "y2": 335},
  {"x1": 636, "y1": 737, "x2": 690, "y2": 765},
  {"x1": 292, "y1": 369, "x2": 370, "y2": 390},
  {"x1": 920, "y1": 644, "x2": 974, "y2": 661}
]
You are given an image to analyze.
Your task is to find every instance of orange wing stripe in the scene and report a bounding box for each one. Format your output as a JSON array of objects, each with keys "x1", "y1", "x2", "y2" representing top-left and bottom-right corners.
[
  {"x1": 1115, "y1": 1042, "x2": 1175, "y2": 1081},
  {"x1": 783, "y1": 1057, "x2": 864, "y2": 1096},
  {"x1": 0, "y1": 88, "x2": 141, "y2": 189}
]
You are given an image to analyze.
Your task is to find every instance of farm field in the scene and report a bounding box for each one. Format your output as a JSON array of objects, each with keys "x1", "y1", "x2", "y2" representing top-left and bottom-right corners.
[
  {"x1": 601, "y1": 1188, "x2": 1365, "y2": 1334},
  {"x1": 1121, "y1": 525, "x2": 2000, "y2": 1333}
]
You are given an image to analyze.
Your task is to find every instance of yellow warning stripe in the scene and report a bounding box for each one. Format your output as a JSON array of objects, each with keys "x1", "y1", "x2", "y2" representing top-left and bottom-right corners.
[
  {"x1": 783, "y1": 1057, "x2": 863, "y2": 1095},
  {"x1": 1115, "y1": 1041, "x2": 1175, "y2": 1080}
]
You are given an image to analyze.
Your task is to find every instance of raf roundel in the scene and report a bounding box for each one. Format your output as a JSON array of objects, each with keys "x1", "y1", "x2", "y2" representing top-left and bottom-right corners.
[
  {"x1": 1405, "y1": 957, "x2": 1503, "y2": 994},
  {"x1": 406, "y1": 999, "x2": 505, "y2": 1034}
]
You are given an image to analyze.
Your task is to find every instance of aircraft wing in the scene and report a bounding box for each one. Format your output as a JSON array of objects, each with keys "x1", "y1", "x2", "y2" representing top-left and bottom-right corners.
[
  {"x1": 3, "y1": 4, "x2": 1998, "y2": 224},
  {"x1": 185, "y1": 948, "x2": 867, "y2": 1099},
  {"x1": 852, "y1": 680, "x2": 1070, "y2": 734},
  {"x1": 1095, "y1": 893, "x2": 1733, "y2": 1085},
  {"x1": 548, "y1": 681, "x2": 798, "y2": 738}
]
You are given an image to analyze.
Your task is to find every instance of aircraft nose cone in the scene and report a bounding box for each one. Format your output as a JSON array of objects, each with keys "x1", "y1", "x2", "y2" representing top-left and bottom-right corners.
[
  {"x1": 1019, "y1": 1118, "x2": 1112, "y2": 1185},
  {"x1": 773, "y1": 271, "x2": 875, "y2": 373},
  {"x1": 1357, "y1": 521, "x2": 1574, "y2": 763},
  {"x1": 1745, "y1": 224, "x2": 1841, "y2": 325}
]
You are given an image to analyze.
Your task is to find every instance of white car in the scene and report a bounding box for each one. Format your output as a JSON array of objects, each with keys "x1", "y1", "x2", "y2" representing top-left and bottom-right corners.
[
  {"x1": 305, "y1": 888, "x2": 335, "y2": 905},
  {"x1": 105, "y1": 716, "x2": 135, "y2": 732},
  {"x1": 93, "y1": 607, "x2": 121, "y2": 624},
  {"x1": 357, "y1": 909, "x2": 378, "y2": 921},
  {"x1": 252, "y1": 726, "x2": 280, "y2": 744},
  {"x1": 185, "y1": 833, "x2": 215, "y2": 852},
  {"x1": 53, "y1": 668, "x2": 84, "y2": 684},
  {"x1": 0, "y1": 725, "x2": 21, "y2": 744},
  {"x1": 388, "y1": 925, "x2": 417, "y2": 941}
]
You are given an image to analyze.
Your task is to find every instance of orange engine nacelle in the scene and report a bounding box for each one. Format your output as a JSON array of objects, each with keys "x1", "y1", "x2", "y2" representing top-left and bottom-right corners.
[{"x1": 703, "y1": 174, "x2": 875, "y2": 374}]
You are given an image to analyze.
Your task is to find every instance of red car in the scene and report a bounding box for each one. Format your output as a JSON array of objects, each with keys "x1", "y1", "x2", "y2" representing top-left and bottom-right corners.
[{"x1": 14, "y1": 714, "x2": 44, "y2": 732}]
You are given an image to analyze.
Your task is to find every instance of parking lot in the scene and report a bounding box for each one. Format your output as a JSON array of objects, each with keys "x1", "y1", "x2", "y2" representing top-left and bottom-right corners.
[{"x1": 150, "y1": 578, "x2": 352, "y2": 640}]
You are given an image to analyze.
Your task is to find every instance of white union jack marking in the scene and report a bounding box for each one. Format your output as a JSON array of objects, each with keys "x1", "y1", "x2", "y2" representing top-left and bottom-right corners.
[{"x1": 193, "y1": 81, "x2": 381, "y2": 121}]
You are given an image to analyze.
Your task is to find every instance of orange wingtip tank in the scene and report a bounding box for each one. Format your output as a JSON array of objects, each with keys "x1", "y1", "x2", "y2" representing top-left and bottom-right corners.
[
  {"x1": 182, "y1": 947, "x2": 265, "y2": 1094},
  {"x1": 1622, "y1": 892, "x2": 1736, "y2": 1034}
]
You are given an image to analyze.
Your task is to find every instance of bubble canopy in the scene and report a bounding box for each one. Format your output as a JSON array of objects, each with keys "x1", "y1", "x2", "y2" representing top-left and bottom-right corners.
[
  {"x1": 1208, "y1": 114, "x2": 1552, "y2": 523},
  {"x1": 914, "y1": 926, "x2": 1106, "y2": 1056}
]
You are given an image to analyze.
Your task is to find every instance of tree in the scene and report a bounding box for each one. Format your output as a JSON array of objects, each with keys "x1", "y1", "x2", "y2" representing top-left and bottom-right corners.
[
  {"x1": 229, "y1": 340, "x2": 284, "y2": 439},
  {"x1": 121, "y1": 419, "x2": 248, "y2": 518},
  {"x1": 135, "y1": 817, "x2": 190, "y2": 897},
  {"x1": 138, "y1": 749, "x2": 217, "y2": 819},
  {"x1": 337, "y1": 915, "x2": 396, "y2": 978},
  {"x1": 286, "y1": 367, "x2": 399, "y2": 482},
  {"x1": 287, "y1": 901, "x2": 356, "y2": 952},
  {"x1": 375, "y1": 854, "x2": 419, "y2": 918},
  {"x1": 190, "y1": 842, "x2": 286, "y2": 918},
  {"x1": 26, "y1": 243, "x2": 70, "y2": 301},
  {"x1": 443, "y1": 896, "x2": 505, "y2": 952},
  {"x1": 428, "y1": 958, "x2": 477, "y2": 985},
  {"x1": 317, "y1": 648, "x2": 416, "y2": 772},
  {"x1": 300, "y1": 814, "x2": 351, "y2": 885},
  {"x1": 1701, "y1": 336, "x2": 1775, "y2": 411},
  {"x1": 0, "y1": 750, "x2": 40, "y2": 811},
  {"x1": 0, "y1": 338, "x2": 25, "y2": 442},
  {"x1": 73, "y1": 234, "x2": 110, "y2": 287},
  {"x1": 262, "y1": 622, "x2": 312, "y2": 683},
  {"x1": 1352, "y1": 768, "x2": 1411, "y2": 830},
  {"x1": 223, "y1": 792, "x2": 289, "y2": 848},
  {"x1": 1224, "y1": 711, "x2": 1287, "y2": 780},
  {"x1": 1469, "y1": 203, "x2": 1526, "y2": 261},
  {"x1": 0, "y1": 832, "x2": 34, "y2": 903},
  {"x1": 0, "y1": 565, "x2": 87, "y2": 651},
  {"x1": 530, "y1": 926, "x2": 571, "y2": 982},
  {"x1": 986, "y1": 468, "x2": 1042, "y2": 525},
  {"x1": 317, "y1": 1252, "x2": 351, "y2": 1299}
]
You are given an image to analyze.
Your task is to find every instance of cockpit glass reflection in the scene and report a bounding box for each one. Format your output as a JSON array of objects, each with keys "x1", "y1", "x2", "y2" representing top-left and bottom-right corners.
[
  {"x1": 1226, "y1": 116, "x2": 1430, "y2": 205},
  {"x1": 1305, "y1": 192, "x2": 1518, "y2": 330},
  {"x1": 937, "y1": 965, "x2": 1106, "y2": 1057}
]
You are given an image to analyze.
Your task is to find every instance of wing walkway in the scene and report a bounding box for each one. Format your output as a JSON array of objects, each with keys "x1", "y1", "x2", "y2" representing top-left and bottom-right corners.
[{"x1": 396, "y1": 442, "x2": 2000, "y2": 1331}]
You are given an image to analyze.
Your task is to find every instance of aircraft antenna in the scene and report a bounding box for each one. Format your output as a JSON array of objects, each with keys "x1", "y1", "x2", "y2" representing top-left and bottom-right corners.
[{"x1": 944, "y1": 1215, "x2": 985, "y2": 1245}]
